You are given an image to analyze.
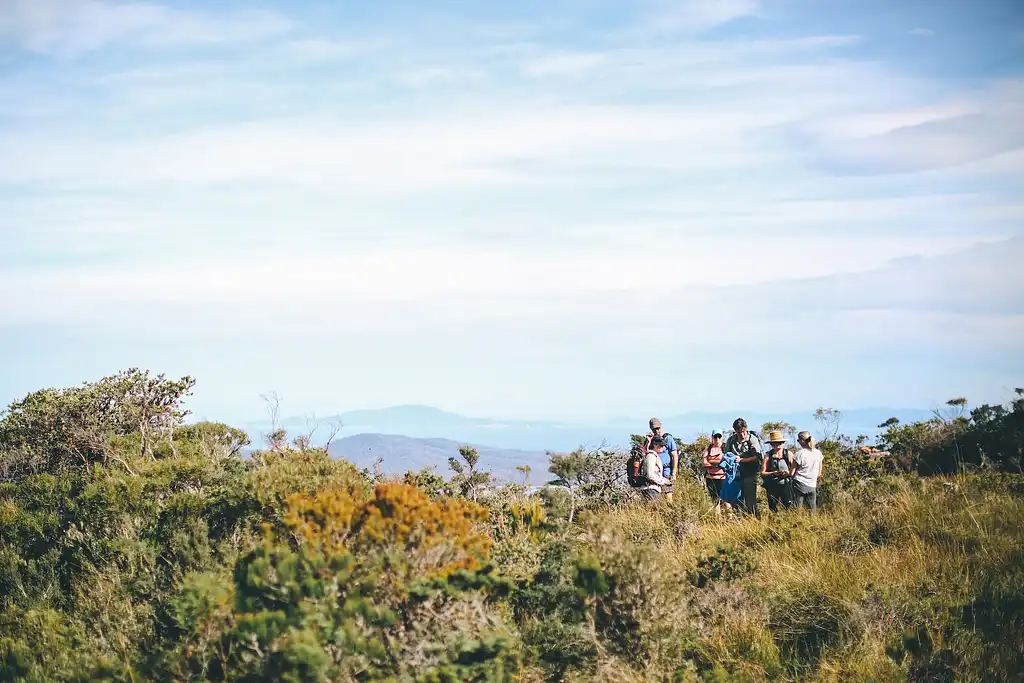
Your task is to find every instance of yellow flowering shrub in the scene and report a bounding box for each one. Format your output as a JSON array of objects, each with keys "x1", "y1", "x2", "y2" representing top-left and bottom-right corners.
[{"x1": 282, "y1": 482, "x2": 492, "y2": 578}]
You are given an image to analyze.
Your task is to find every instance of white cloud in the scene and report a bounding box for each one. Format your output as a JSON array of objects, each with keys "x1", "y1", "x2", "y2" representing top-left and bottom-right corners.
[
  {"x1": 516, "y1": 35, "x2": 861, "y2": 81},
  {"x1": 788, "y1": 78, "x2": 1024, "y2": 173},
  {"x1": 1, "y1": 232, "x2": 1009, "y2": 326},
  {"x1": 0, "y1": 0, "x2": 292, "y2": 56},
  {"x1": 0, "y1": 55, "x2": 954, "y2": 192},
  {"x1": 394, "y1": 66, "x2": 488, "y2": 89},
  {"x1": 0, "y1": 104, "x2": 778, "y2": 189},
  {"x1": 640, "y1": 0, "x2": 760, "y2": 33},
  {"x1": 276, "y1": 38, "x2": 363, "y2": 63}
]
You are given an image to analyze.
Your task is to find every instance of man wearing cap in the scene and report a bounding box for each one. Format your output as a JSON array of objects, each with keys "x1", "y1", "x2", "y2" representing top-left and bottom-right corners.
[
  {"x1": 724, "y1": 417, "x2": 765, "y2": 517},
  {"x1": 647, "y1": 418, "x2": 678, "y2": 503}
]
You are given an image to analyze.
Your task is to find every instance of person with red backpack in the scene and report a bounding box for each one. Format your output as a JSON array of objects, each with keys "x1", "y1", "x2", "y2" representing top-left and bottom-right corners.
[
  {"x1": 647, "y1": 418, "x2": 678, "y2": 503},
  {"x1": 626, "y1": 436, "x2": 672, "y2": 502}
]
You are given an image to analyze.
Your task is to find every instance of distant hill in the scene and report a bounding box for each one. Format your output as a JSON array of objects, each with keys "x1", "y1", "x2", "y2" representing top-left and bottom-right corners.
[
  {"x1": 328, "y1": 433, "x2": 551, "y2": 482},
  {"x1": 242, "y1": 404, "x2": 938, "y2": 454}
]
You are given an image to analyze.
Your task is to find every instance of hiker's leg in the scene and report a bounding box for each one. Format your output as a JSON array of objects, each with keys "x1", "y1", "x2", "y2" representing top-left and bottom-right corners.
[
  {"x1": 741, "y1": 478, "x2": 758, "y2": 517},
  {"x1": 782, "y1": 482, "x2": 794, "y2": 509},
  {"x1": 766, "y1": 485, "x2": 779, "y2": 513},
  {"x1": 806, "y1": 489, "x2": 817, "y2": 511}
]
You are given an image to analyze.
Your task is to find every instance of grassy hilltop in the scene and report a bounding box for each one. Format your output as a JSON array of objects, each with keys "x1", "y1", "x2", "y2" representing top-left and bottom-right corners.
[{"x1": 0, "y1": 369, "x2": 1022, "y2": 682}]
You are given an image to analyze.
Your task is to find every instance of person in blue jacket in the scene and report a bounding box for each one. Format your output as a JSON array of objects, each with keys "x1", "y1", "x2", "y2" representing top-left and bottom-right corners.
[{"x1": 717, "y1": 450, "x2": 742, "y2": 520}]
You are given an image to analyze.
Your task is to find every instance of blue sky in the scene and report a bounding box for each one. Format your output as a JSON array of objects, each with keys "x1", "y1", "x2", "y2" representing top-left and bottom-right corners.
[{"x1": 1, "y1": 0, "x2": 1022, "y2": 424}]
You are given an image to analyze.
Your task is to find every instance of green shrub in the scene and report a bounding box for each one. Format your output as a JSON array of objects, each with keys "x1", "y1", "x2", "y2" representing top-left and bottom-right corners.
[{"x1": 688, "y1": 544, "x2": 757, "y2": 588}]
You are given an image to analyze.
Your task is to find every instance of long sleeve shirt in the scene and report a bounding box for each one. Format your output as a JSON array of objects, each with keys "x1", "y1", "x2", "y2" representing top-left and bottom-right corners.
[{"x1": 644, "y1": 451, "x2": 671, "y2": 490}]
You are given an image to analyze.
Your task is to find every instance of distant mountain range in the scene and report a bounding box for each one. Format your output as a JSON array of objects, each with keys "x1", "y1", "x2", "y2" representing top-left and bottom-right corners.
[
  {"x1": 327, "y1": 433, "x2": 550, "y2": 482},
  {"x1": 237, "y1": 403, "x2": 938, "y2": 479}
]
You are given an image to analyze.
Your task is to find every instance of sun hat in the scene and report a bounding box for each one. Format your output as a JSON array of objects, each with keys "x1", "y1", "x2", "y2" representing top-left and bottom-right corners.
[{"x1": 767, "y1": 430, "x2": 787, "y2": 444}]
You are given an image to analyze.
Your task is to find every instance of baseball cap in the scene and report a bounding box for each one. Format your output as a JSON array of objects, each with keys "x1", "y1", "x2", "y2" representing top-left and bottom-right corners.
[{"x1": 711, "y1": 428, "x2": 723, "y2": 437}]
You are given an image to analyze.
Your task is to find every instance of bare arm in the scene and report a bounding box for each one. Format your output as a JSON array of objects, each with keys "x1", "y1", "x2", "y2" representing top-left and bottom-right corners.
[
  {"x1": 702, "y1": 447, "x2": 721, "y2": 468},
  {"x1": 790, "y1": 451, "x2": 802, "y2": 477}
]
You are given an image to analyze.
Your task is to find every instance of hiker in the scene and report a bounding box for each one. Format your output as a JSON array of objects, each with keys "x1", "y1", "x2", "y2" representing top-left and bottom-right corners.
[
  {"x1": 717, "y1": 449, "x2": 742, "y2": 520},
  {"x1": 647, "y1": 418, "x2": 679, "y2": 503},
  {"x1": 640, "y1": 436, "x2": 673, "y2": 502},
  {"x1": 761, "y1": 430, "x2": 793, "y2": 512},
  {"x1": 701, "y1": 429, "x2": 727, "y2": 512},
  {"x1": 724, "y1": 418, "x2": 764, "y2": 517},
  {"x1": 790, "y1": 431, "x2": 824, "y2": 511}
]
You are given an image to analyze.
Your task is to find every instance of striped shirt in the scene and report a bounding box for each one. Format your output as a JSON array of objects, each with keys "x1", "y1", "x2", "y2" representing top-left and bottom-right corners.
[{"x1": 702, "y1": 445, "x2": 726, "y2": 480}]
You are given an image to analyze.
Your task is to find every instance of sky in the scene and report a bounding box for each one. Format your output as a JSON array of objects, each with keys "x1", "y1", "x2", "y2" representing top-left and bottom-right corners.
[{"x1": 1, "y1": 0, "x2": 1023, "y2": 424}]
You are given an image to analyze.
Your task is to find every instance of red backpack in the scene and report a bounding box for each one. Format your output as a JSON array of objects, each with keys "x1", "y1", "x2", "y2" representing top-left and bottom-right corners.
[{"x1": 626, "y1": 435, "x2": 654, "y2": 488}]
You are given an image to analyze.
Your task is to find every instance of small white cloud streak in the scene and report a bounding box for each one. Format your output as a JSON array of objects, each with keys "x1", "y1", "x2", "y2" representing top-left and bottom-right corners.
[
  {"x1": 640, "y1": 0, "x2": 760, "y2": 33},
  {"x1": 518, "y1": 35, "x2": 861, "y2": 79},
  {"x1": 0, "y1": 0, "x2": 292, "y2": 56}
]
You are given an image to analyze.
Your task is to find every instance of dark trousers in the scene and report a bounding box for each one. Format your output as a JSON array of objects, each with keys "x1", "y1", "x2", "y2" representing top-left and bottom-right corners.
[
  {"x1": 705, "y1": 477, "x2": 725, "y2": 501},
  {"x1": 740, "y1": 477, "x2": 758, "y2": 517},
  {"x1": 641, "y1": 487, "x2": 661, "y2": 502},
  {"x1": 765, "y1": 480, "x2": 792, "y2": 512}
]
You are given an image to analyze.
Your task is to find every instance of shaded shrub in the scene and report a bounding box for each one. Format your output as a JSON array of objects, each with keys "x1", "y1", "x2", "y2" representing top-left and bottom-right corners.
[
  {"x1": 769, "y1": 587, "x2": 865, "y2": 667},
  {"x1": 688, "y1": 544, "x2": 757, "y2": 588}
]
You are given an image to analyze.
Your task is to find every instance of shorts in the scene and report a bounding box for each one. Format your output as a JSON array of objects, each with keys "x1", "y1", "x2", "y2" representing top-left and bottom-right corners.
[{"x1": 705, "y1": 477, "x2": 725, "y2": 499}]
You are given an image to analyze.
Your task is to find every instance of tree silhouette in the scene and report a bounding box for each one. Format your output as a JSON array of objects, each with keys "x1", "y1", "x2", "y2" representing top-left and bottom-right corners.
[{"x1": 448, "y1": 446, "x2": 493, "y2": 501}]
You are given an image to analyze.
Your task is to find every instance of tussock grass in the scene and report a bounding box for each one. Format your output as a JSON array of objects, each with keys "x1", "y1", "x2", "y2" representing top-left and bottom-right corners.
[{"x1": 557, "y1": 473, "x2": 1024, "y2": 681}]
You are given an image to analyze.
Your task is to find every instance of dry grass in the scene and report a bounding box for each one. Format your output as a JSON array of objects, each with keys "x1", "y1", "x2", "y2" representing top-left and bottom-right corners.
[{"x1": 571, "y1": 473, "x2": 1024, "y2": 681}]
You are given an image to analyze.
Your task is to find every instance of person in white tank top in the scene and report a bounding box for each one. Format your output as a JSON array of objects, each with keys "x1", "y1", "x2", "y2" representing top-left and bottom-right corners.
[{"x1": 791, "y1": 431, "x2": 824, "y2": 511}]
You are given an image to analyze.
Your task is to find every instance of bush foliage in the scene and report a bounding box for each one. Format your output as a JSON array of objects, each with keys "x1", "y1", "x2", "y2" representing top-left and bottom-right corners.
[{"x1": 0, "y1": 371, "x2": 1022, "y2": 681}]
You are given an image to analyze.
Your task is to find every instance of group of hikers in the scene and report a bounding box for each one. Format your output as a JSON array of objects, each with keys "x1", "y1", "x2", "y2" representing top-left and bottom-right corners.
[{"x1": 628, "y1": 417, "x2": 824, "y2": 517}]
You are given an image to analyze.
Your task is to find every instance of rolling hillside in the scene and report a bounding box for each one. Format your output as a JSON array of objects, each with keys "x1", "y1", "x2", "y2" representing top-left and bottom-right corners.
[{"x1": 328, "y1": 432, "x2": 551, "y2": 482}]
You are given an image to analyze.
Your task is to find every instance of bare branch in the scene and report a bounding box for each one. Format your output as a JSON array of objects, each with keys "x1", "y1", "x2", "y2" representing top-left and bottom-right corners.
[{"x1": 322, "y1": 417, "x2": 344, "y2": 453}]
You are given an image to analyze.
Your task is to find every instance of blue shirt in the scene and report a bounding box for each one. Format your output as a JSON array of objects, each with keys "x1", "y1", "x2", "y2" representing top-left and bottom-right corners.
[{"x1": 659, "y1": 435, "x2": 677, "y2": 477}]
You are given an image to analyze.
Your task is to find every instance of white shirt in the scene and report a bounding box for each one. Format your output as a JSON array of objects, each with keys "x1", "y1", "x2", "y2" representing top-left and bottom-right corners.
[
  {"x1": 644, "y1": 451, "x2": 670, "y2": 490},
  {"x1": 792, "y1": 447, "x2": 823, "y2": 489}
]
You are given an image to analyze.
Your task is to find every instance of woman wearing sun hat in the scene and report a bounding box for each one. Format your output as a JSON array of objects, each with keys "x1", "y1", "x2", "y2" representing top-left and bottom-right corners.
[{"x1": 761, "y1": 430, "x2": 794, "y2": 512}]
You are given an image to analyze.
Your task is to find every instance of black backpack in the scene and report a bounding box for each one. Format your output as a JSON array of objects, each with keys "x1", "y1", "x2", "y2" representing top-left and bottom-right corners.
[{"x1": 626, "y1": 435, "x2": 656, "y2": 488}]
